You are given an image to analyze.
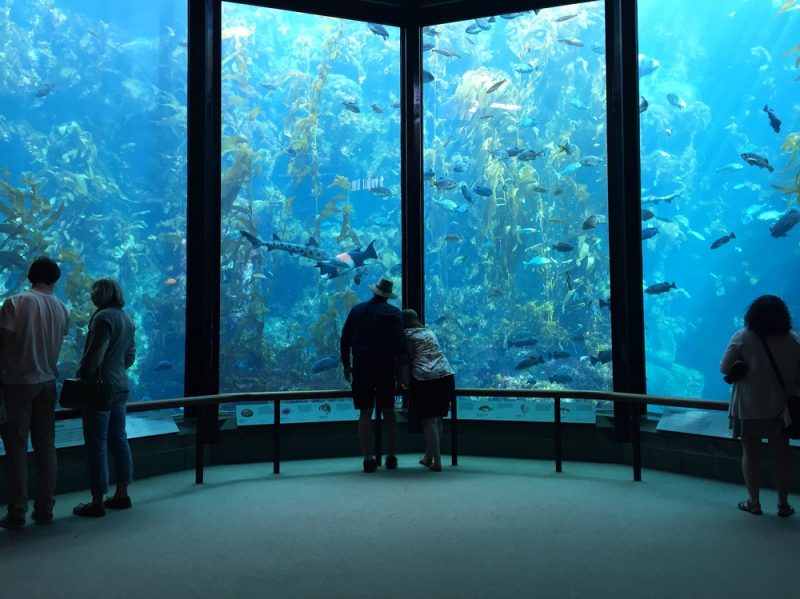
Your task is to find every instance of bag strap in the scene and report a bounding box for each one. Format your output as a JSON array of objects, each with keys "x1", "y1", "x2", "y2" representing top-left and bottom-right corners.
[{"x1": 759, "y1": 334, "x2": 787, "y2": 391}]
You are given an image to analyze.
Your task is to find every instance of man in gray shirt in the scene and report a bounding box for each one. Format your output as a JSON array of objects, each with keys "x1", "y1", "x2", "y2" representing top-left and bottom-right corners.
[{"x1": 0, "y1": 257, "x2": 70, "y2": 529}]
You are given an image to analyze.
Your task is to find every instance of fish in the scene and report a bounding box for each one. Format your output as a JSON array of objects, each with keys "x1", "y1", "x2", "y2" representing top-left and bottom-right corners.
[
  {"x1": 589, "y1": 349, "x2": 612, "y2": 365},
  {"x1": 549, "y1": 374, "x2": 573, "y2": 385},
  {"x1": 645, "y1": 281, "x2": 676, "y2": 295},
  {"x1": 422, "y1": 41, "x2": 435, "y2": 52},
  {"x1": 486, "y1": 79, "x2": 507, "y2": 93},
  {"x1": 478, "y1": 405, "x2": 493, "y2": 412},
  {"x1": 367, "y1": 23, "x2": 389, "y2": 40},
  {"x1": 548, "y1": 350, "x2": 571, "y2": 360},
  {"x1": 518, "y1": 149, "x2": 545, "y2": 161},
  {"x1": 444, "y1": 234, "x2": 463, "y2": 242},
  {"x1": 570, "y1": 97, "x2": 589, "y2": 110},
  {"x1": 422, "y1": 70, "x2": 435, "y2": 83},
  {"x1": 368, "y1": 186, "x2": 392, "y2": 197},
  {"x1": 155, "y1": 360, "x2": 174, "y2": 371},
  {"x1": 591, "y1": 43, "x2": 605, "y2": 54},
  {"x1": 580, "y1": 155, "x2": 603, "y2": 166},
  {"x1": 642, "y1": 227, "x2": 659, "y2": 240},
  {"x1": 641, "y1": 209, "x2": 655, "y2": 221},
  {"x1": 460, "y1": 185, "x2": 473, "y2": 203},
  {"x1": 500, "y1": 12, "x2": 525, "y2": 19},
  {"x1": 371, "y1": 104, "x2": 383, "y2": 113},
  {"x1": 452, "y1": 161, "x2": 468, "y2": 173},
  {"x1": 558, "y1": 38, "x2": 584, "y2": 47},
  {"x1": 740, "y1": 152, "x2": 774, "y2": 172},
  {"x1": 763, "y1": 104, "x2": 781, "y2": 133},
  {"x1": 757, "y1": 209, "x2": 784, "y2": 221},
  {"x1": 638, "y1": 54, "x2": 660, "y2": 77},
  {"x1": 710, "y1": 232, "x2": 735, "y2": 249},
  {"x1": 582, "y1": 215, "x2": 603, "y2": 230},
  {"x1": 523, "y1": 256, "x2": 555, "y2": 266},
  {"x1": 558, "y1": 143, "x2": 577, "y2": 155},
  {"x1": 431, "y1": 48, "x2": 462, "y2": 58},
  {"x1": 515, "y1": 355, "x2": 545, "y2": 370},
  {"x1": 551, "y1": 242, "x2": 574, "y2": 252},
  {"x1": 311, "y1": 357, "x2": 339, "y2": 373},
  {"x1": 474, "y1": 18, "x2": 491, "y2": 30},
  {"x1": 554, "y1": 14, "x2": 579, "y2": 22},
  {"x1": 769, "y1": 209, "x2": 800, "y2": 238},
  {"x1": 559, "y1": 162, "x2": 581, "y2": 176},
  {"x1": 35, "y1": 83, "x2": 55, "y2": 98},
  {"x1": 465, "y1": 24, "x2": 483, "y2": 34},
  {"x1": 667, "y1": 93, "x2": 686, "y2": 109},
  {"x1": 0, "y1": 251, "x2": 29, "y2": 270},
  {"x1": 512, "y1": 63, "x2": 536, "y2": 74},
  {"x1": 715, "y1": 162, "x2": 744, "y2": 172},
  {"x1": 433, "y1": 177, "x2": 458, "y2": 190},
  {"x1": 473, "y1": 186, "x2": 492, "y2": 197},
  {"x1": 240, "y1": 230, "x2": 378, "y2": 275},
  {"x1": 639, "y1": 96, "x2": 649, "y2": 113},
  {"x1": 342, "y1": 100, "x2": 360, "y2": 113},
  {"x1": 319, "y1": 403, "x2": 332, "y2": 415},
  {"x1": 599, "y1": 298, "x2": 611, "y2": 309},
  {"x1": 508, "y1": 331, "x2": 539, "y2": 347},
  {"x1": 642, "y1": 193, "x2": 679, "y2": 205}
]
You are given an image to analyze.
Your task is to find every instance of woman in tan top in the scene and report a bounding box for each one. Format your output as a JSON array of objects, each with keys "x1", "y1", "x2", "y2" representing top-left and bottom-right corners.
[{"x1": 720, "y1": 295, "x2": 800, "y2": 517}]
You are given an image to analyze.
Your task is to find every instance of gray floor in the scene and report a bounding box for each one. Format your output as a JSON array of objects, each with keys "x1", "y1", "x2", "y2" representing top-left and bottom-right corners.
[{"x1": 0, "y1": 456, "x2": 797, "y2": 598}]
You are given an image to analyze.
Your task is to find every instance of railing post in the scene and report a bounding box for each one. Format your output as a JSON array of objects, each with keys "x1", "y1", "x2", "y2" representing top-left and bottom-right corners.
[
  {"x1": 632, "y1": 404, "x2": 642, "y2": 481},
  {"x1": 274, "y1": 399, "x2": 281, "y2": 474},
  {"x1": 554, "y1": 396, "x2": 563, "y2": 473},
  {"x1": 195, "y1": 417, "x2": 204, "y2": 484},
  {"x1": 451, "y1": 394, "x2": 458, "y2": 466},
  {"x1": 375, "y1": 406, "x2": 382, "y2": 467}
]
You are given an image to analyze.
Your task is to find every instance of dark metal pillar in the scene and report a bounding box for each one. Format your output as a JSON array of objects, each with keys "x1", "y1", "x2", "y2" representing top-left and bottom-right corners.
[
  {"x1": 400, "y1": 22, "x2": 424, "y2": 319},
  {"x1": 186, "y1": 0, "x2": 221, "y2": 484},
  {"x1": 605, "y1": 0, "x2": 646, "y2": 459}
]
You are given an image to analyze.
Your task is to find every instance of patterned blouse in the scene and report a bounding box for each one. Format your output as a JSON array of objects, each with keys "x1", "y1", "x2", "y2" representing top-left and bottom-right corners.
[{"x1": 405, "y1": 327, "x2": 455, "y2": 381}]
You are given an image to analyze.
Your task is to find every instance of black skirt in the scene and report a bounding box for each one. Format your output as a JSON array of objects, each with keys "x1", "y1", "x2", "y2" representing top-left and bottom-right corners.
[{"x1": 409, "y1": 374, "x2": 455, "y2": 421}]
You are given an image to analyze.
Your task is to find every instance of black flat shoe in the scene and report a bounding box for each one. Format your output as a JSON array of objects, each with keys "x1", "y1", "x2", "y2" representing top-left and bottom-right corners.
[
  {"x1": 363, "y1": 458, "x2": 377, "y2": 473},
  {"x1": 737, "y1": 500, "x2": 762, "y2": 515},
  {"x1": 73, "y1": 503, "x2": 105, "y2": 518},
  {"x1": 385, "y1": 455, "x2": 398, "y2": 470},
  {"x1": 103, "y1": 496, "x2": 132, "y2": 510},
  {"x1": 778, "y1": 504, "x2": 795, "y2": 518}
]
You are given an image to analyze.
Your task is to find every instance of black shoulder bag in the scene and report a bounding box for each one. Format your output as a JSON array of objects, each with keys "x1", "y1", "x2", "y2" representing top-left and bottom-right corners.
[{"x1": 760, "y1": 335, "x2": 800, "y2": 440}]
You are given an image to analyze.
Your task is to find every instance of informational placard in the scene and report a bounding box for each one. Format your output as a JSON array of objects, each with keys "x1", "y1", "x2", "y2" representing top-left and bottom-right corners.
[
  {"x1": 656, "y1": 409, "x2": 732, "y2": 438},
  {"x1": 236, "y1": 399, "x2": 360, "y2": 426},
  {"x1": 0, "y1": 411, "x2": 179, "y2": 456},
  {"x1": 456, "y1": 398, "x2": 596, "y2": 423}
]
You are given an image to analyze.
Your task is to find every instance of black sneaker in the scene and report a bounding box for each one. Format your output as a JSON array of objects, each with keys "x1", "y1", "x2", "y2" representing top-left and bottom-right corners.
[
  {"x1": 31, "y1": 511, "x2": 53, "y2": 524},
  {"x1": 0, "y1": 513, "x2": 25, "y2": 530},
  {"x1": 385, "y1": 455, "x2": 398, "y2": 470},
  {"x1": 103, "y1": 496, "x2": 132, "y2": 510},
  {"x1": 363, "y1": 458, "x2": 378, "y2": 473}
]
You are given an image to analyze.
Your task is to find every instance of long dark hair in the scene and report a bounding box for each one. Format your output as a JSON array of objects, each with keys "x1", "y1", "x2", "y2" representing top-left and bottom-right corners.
[{"x1": 744, "y1": 295, "x2": 792, "y2": 336}]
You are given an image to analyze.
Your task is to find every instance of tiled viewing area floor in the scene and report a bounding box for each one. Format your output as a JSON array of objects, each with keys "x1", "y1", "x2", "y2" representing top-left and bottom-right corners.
[{"x1": 1, "y1": 456, "x2": 797, "y2": 598}]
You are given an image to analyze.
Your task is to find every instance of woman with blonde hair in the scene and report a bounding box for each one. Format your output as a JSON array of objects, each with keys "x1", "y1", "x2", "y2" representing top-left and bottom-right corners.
[
  {"x1": 402, "y1": 309, "x2": 455, "y2": 472},
  {"x1": 73, "y1": 278, "x2": 136, "y2": 518}
]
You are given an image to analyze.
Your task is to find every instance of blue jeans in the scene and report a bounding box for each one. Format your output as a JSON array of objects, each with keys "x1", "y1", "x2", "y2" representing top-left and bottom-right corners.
[{"x1": 81, "y1": 394, "x2": 133, "y2": 496}]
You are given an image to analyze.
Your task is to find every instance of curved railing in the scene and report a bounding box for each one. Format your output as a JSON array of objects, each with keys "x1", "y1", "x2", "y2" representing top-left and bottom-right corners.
[{"x1": 53, "y1": 389, "x2": 729, "y2": 483}]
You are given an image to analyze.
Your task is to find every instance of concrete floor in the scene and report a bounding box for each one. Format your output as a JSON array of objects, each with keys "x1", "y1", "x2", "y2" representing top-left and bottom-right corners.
[{"x1": 1, "y1": 456, "x2": 798, "y2": 598}]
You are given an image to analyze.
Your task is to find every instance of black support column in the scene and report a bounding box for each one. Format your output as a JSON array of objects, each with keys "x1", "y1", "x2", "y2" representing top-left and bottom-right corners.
[
  {"x1": 186, "y1": 0, "x2": 221, "y2": 483},
  {"x1": 605, "y1": 0, "x2": 646, "y2": 448},
  {"x1": 401, "y1": 22, "x2": 424, "y2": 318}
]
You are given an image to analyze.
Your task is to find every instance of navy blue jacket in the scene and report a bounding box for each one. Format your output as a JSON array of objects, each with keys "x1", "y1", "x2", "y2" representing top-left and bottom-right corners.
[{"x1": 340, "y1": 297, "x2": 405, "y2": 368}]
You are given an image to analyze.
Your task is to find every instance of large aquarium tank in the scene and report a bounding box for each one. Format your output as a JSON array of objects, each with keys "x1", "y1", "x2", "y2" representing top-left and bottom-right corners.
[
  {"x1": 0, "y1": 0, "x2": 188, "y2": 402},
  {"x1": 638, "y1": 0, "x2": 800, "y2": 406}
]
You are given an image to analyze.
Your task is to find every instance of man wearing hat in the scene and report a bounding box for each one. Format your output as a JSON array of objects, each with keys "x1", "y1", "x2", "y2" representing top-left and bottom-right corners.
[{"x1": 340, "y1": 276, "x2": 405, "y2": 473}]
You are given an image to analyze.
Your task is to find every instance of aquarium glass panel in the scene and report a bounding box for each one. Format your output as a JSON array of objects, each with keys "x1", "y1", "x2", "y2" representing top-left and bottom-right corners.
[
  {"x1": 220, "y1": 4, "x2": 401, "y2": 399},
  {"x1": 422, "y1": 4, "x2": 612, "y2": 416},
  {"x1": 0, "y1": 1, "x2": 188, "y2": 402},
  {"x1": 639, "y1": 1, "x2": 800, "y2": 412}
]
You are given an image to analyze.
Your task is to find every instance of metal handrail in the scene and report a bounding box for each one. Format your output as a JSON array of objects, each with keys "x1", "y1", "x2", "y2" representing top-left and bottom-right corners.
[{"x1": 53, "y1": 389, "x2": 729, "y2": 483}]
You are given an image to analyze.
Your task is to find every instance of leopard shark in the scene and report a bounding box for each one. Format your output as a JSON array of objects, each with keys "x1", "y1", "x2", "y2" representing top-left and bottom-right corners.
[{"x1": 240, "y1": 230, "x2": 378, "y2": 277}]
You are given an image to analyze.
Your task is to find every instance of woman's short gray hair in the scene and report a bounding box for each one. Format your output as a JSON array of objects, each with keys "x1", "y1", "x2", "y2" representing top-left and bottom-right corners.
[{"x1": 91, "y1": 278, "x2": 126, "y2": 308}]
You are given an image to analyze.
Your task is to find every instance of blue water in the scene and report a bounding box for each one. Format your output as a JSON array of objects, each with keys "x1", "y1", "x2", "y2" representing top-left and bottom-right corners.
[{"x1": 1, "y1": 0, "x2": 798, "y2": 411}]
